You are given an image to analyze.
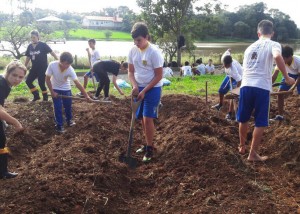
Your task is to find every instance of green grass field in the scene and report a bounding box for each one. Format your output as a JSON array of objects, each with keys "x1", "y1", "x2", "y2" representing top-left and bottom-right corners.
[
  {"x1": 5, "y1": 70, "x2": 284, "y2": 101},
  {"x1": 7, "y1": 74, "x2": 226, "y2": 101},
  {"x1": 54, "y1": 29, "x2": 132, "y2": 41}
]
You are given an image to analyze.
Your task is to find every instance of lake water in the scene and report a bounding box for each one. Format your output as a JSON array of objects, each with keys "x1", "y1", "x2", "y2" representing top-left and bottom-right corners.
[
  {"x1": 1, "y1": 40, "x2": 300, "y2": 58},
  {"x1": 48, "y1": 41, "x2": 135, "y2": 58},
  {"x1": 194, "y1": 42, "x2": 300, "y2": 56}
]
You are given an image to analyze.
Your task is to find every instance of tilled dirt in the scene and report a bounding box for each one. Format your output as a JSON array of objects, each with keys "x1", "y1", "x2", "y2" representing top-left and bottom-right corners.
[{"x1": 0, "y1": 94, "x2": 299, "y2": 213}]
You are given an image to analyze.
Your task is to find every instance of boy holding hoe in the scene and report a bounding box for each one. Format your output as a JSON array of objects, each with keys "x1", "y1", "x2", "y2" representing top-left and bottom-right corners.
[
  {"x1": 46, "y1": 52, "x2": 92, "y2": 133},
  {"x1": 128, "y1": 22, "x2": 164, "y2": 162},
  {"x1": 212, "y1": 53, "x2": 243, "y2": 121},
  {"x1": 271, "y1": 45, "x2": 300, "y2": 121}
]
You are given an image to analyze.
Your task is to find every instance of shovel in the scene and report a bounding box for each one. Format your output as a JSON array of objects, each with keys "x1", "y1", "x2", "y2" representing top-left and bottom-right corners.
[
  {"x1": 50, "y1": 94, "x2": 112, "y2": 104},
  {"x1": 119, "y1": 96, "x2": 141, "y2": 169}
]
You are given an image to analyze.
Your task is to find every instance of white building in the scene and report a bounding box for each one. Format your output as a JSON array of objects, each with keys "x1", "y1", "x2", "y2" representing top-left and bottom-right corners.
[
  {"x1": 36, "y1": 16, "x2": 64, "y2": 24},
  {"x1": 82, "y1": 16, "x2": 123, "y2": 29}
]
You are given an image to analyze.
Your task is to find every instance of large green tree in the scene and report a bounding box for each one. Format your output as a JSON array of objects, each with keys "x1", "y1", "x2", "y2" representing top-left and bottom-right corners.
[
  {"x1": 0, "y1": 20, "x2": 30, "y2": 59},
  {"x1": 0, "y1": 0, "x2": 34, "y2": 59},
  {"x1": 137, "y1": 0, "x2": 196, "y2": 64}
]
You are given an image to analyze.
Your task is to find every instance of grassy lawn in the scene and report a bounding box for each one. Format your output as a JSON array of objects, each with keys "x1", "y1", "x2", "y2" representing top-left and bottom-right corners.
[
  {"x1": 7, "y1": 74, "x2": 225, "y2": 101},
  {"x1": 4, "y1": 68, "x2": 284, "y2": 101},
  {"x1": 163, "y1": 75, "x2": 224, "y2": 96},
  {"x1": 54, "y1": 29, "x2": 132, "y2": 41}
]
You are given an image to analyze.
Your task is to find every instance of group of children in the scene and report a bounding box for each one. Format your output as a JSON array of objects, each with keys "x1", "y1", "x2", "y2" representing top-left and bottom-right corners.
[
  {"x1": 212, "y1": 20, "x2": 297, "y2": 161},
  {"x1": 181, "y1": 58, "x2": 215, "y2": 76},
  {"x1": 0, "y1": 20, "x2": 299, "y2": 179},
  {"x1": 0, "y1": 22, "x2": 164, "y2": 178}
]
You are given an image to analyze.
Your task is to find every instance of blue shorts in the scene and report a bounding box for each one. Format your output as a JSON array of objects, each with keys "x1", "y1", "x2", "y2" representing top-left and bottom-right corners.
[
  {"x1": 237, "y1": 86, "x2": 270, "y2": 127},
  {"x1": 84, "y1": 70, "x2": 100, "y2": 82},
  {"x1": 279, "y1": 73, "x2": 300, "y2": 93},
  {"x1": 136, "y1": 87, "x2": 162, "y2": 119},
  {"x1": 218, "y1": 76, "x2": 237, "y2": 94}
]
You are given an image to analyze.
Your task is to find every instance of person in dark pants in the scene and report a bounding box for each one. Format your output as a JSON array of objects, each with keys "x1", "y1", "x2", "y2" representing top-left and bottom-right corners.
[
  {"x1": 0, "y1": 61, "x2": 27, "y2": 179},
  {"x1": 93, "y1": 60, "x2": 128, "y2": 100},
  {"x1": 46, "y1": 52, "x2": 92, "y2": 133},
  {"x1": 25, "y1": 30, "x2": 58, "y2": 101}
]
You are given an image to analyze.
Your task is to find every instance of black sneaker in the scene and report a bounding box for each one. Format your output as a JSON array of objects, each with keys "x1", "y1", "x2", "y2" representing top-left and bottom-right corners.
[
  {"x1": 67, "y1": 120, "x2": 76, "y2": 127},
  {"x1": 212, "y1": 103, "x2": 222, "y2": 111},
  {"x1": 42, "y1": 93, "x2": 48, "y2": 101},
  {"x1": 225, "y1": 113, "x2": 232, "y2": 120},
  {"x1": 31, "y1": 96, "x2": 40, "y2": 102},
  {"x1": 56, "y1": 126, "x2": 65, "y2": 133},
  {"x1": 142, "y1": 146, "x2": 153, "y2": 162},
  {"x1": 0, "y1": 171, "x2": 18, "y2": 179}
]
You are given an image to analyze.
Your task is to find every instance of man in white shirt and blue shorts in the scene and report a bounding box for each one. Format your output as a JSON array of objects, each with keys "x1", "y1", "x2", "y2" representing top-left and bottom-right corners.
[
  {"x1": 237, "y1": 20, "x2": 295, "y2": 161},
  {"x1": 128, "y1": 22, "x2": 164, "y2": 162},
  {"x1": 212, "y1": 54, "x2": 243, "y2": 121},
  {"x1": 271, "y1": 45, "x2": 300, "y2": 121}
]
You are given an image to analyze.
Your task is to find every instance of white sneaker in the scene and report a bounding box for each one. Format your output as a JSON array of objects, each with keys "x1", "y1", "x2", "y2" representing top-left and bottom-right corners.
[
  {"x1": 270, "y1": 115, "x2": 284, "y2": 121},
  {"x1": 103, "y1": 97, "x2": 110, "y2": 101},
  {"x1": 76, "y1": 92, "x2": 84, "y2": 98}
]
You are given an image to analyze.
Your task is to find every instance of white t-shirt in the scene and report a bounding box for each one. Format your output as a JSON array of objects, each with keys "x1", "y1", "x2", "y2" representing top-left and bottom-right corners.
[
  {"x1": 181, "y1": 65, "x2": 192, "y2": 76},
  {"x1": 46, "y1": 61, "x2": 78, "y2": 90},
  {"x1": 205, "y1": 64, "x2": 215, "y2": 73},
  {"x1": 196, "y1": 64, "x2": 206, "y2": 75},
  {"x1": 275, "y1": 55, "x2": 300, "y2": 75},
  {"x1": 90, "y1": 49, "x2": 100, "y2": 66},
  {"x1": 128, "y1": 43, "x2": 164, "y2": 87},
  {"x1": 242, "y1": 37, "x2": 281, "y2": 91},
  {"x1": 225, "y1": 59, "x2": 243, "y2": 82},
  {"x1": 163, "y1": 67, "x2": 173, "y2": 78}
]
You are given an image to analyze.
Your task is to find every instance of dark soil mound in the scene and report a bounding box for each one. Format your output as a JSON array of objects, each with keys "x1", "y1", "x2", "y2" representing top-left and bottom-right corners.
[{"x1": 1, "y1": 94, "x2": 299, "y2": 213}]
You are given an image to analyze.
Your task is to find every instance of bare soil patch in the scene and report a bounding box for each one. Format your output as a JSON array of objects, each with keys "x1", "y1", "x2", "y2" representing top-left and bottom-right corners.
[{"x1": 0, "y1": 94, "x2": 299, "y2": 213}]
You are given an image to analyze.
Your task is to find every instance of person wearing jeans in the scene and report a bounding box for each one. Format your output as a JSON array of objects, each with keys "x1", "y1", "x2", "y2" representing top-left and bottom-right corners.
[{"x1": 46, "y1": 52, "x2": 91, "y2": 133}]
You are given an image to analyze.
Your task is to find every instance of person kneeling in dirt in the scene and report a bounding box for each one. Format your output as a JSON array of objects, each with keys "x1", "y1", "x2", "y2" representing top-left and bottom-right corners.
[
  {"x1": 92, "y1": 60, "x2": 127, "y2": 101},
  {"x1": 212, "y1": 54, "x2": 242, "y2": 120},
  {"x1": 128, "y1": 22, "x2": 163, "y2": 162},
  {"x1": 46, "y1": 52, "x2": 92, "y2": 133},
  {"x1": 0, "y1": 60, "x2": 27, "y2": 179},
  {"x1": 271, "y1": 45, "x2": 300, "y2": 121}
]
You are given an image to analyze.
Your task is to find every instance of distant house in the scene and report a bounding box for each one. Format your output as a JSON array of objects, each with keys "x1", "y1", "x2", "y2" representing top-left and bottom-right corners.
[
  {"x1": 36, "y1": 16, "x2": 64, "y2": 24},
  {"x1": 82, "y1": 16, "x2": 123, "y2": 30}
]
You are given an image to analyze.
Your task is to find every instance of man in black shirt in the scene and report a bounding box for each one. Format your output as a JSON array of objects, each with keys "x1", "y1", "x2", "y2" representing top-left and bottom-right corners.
[
  {"x1": 93, "y1": 60, "x2": 128, "y2": 100},
  {"x1": 25, "y1": 30, "x2": 58, "y2": 101}
]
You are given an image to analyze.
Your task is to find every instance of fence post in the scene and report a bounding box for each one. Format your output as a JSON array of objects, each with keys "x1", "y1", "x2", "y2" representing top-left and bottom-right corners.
[
  {"x1": 205, "y1": 81, "x2": 208, "y2": 105},
  {"x1": 74, "y1": 54, "x2": 78, "y2": 67}
]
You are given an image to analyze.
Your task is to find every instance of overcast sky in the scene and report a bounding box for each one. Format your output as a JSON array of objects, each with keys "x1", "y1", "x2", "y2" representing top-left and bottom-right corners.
[{"x1": 2, "y1": 0, "x2": 300, "y2": 27}]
